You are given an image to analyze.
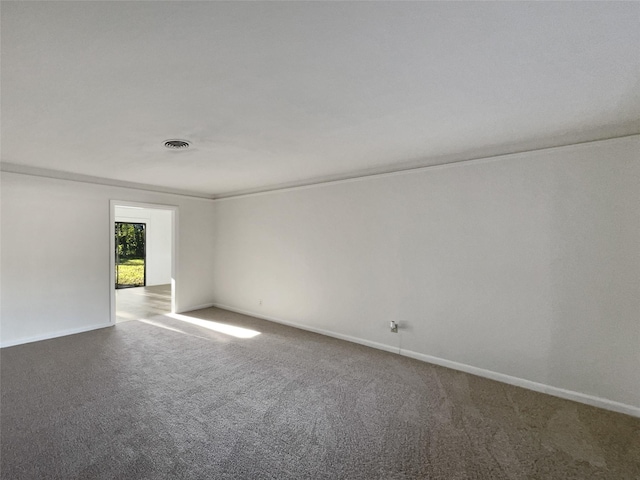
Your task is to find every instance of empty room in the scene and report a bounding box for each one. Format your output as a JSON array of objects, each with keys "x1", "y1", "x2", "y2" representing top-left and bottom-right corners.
[{"x1": 1, "y1": 1, "x2": 639, "y2": 479}]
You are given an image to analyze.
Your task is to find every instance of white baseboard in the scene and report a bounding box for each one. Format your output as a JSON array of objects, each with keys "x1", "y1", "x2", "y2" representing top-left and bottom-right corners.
[
  {"x1": 399, "y1": 349, "x2": 640, "y2": 418},
  {"x1": 0, "y1": 323, "x2": 113, "y2": 348},
  {"x1": 211, "y1": 302, "x2": 400, "y2": 355},
  {"x1": 179, "y1": 302, "x2": 216, "y2": 313},
  {"x1": 210, "y1": 302, "x2": 640, "y2": 418}
]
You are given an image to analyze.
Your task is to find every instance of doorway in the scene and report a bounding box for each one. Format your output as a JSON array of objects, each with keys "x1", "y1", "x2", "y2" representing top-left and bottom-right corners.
[{"x1": 110, "y1": 201, "x2": 177, "y2": 324}]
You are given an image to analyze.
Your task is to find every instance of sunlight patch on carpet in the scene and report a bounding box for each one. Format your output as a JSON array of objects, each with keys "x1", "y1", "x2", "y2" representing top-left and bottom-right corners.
[{"x1": 166, "y1": 313, "x2": 261, "y2": 338}]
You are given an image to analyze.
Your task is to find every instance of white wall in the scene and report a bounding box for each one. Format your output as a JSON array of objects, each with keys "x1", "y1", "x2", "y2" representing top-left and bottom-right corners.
[
  {"x1": 0, "y1": 173, "x2": 215, "y2": 347},
  {"x1": 115, "y1": 206, "x2": 172, "y2": 286},
  {"x1": 211, "y1": 136, "x2": 640, "y2": 415},
  {"x1": 2, "y1": 136, "x2": 638, "y2": 416}
]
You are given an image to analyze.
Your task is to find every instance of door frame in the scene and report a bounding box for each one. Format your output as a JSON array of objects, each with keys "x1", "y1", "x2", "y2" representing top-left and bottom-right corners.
[{"x1": 109, "y1": 200, "x2": 179, "y2": 325}]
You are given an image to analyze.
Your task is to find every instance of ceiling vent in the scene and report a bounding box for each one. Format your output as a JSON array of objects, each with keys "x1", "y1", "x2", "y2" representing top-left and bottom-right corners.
[{"x1": 164, "y1": 139, "x2": 190, "y2": 149}]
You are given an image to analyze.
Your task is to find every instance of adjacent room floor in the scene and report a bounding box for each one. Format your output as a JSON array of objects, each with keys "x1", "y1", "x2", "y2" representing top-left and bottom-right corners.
[
  {"x1": 1, "y1": 308, "x2": 638, "y2": 479},
  {"x1": 115, "y1": 284, "x2": 171, "y2": 323}
]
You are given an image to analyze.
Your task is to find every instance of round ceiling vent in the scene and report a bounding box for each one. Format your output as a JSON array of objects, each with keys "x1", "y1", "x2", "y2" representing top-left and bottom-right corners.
[{"x1": 164, "y1": 139, "x2": 190, "y2": 149}]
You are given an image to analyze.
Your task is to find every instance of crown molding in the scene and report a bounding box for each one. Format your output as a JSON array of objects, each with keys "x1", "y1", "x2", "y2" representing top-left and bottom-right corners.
[{"x1": 0, "y1": 162, "x2": 215, "y2": 200}]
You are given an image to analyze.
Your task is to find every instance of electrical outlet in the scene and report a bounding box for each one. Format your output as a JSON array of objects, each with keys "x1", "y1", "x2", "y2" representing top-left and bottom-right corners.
[
  {"x1": 390, "y1": 321, "x2": 398, "y2": 333},
  {"x1": 259, "y1": 299, "x2": 263, "y2": 306}
]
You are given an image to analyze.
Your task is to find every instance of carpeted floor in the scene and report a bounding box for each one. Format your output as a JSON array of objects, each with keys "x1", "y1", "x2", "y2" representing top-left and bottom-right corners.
[{"x1": 1, "y1": 307, "x2": 639, "y2": 479}]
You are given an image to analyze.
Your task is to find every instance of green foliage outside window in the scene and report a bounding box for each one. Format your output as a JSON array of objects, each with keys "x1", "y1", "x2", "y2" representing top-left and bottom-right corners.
[{"x1": 115, "y1": 223, "x2": 145, "y2": 259}]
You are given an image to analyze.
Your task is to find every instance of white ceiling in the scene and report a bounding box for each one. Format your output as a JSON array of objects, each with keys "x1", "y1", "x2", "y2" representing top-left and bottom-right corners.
[{"x1": 2, "y1": 1, "x2": 639, "y2": 198}]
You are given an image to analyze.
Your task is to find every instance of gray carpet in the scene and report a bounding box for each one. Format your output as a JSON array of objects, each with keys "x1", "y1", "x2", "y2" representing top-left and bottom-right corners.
[{"x1": 1, "y1": 307, "x2": 639, "y2": 479}]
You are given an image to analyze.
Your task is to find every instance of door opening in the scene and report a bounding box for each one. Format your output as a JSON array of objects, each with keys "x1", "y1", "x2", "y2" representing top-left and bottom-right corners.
[{"x1": 110, "y1": 201, "x2": 177, "y2": 324}]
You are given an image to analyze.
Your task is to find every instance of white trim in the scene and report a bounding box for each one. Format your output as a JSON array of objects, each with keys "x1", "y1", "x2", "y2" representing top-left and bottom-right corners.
[
  {"x1": 0, "y1": 163, "x2": 214, "y2": 200},
  {"x1": 209, "y1": 302, "x2": 640, "y2": 418},
  {"x1": 399, "y1": 349, "x2": 640, "y2": 418},
  {"x1": 179, "y1": 302, "x2": 217, "y2": 313},
  {"x1": 110, "y1": 201, "x2": 179, "y2": 325},
  {"x1": 2, "y1": 134, "x2": 638, "y2": 201},
  {"x1": 211, "y1": 303, "x2": 408, "y2": 355},
  {"x1": 110, "y1": 202, "x2": 116, "y2": 324},
  {"x1": 0, "y1": 323, "x2": 111, "y2": 349},
  {"x1": 211, "y1": 133, "x2": 640, "y2": 200}
]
